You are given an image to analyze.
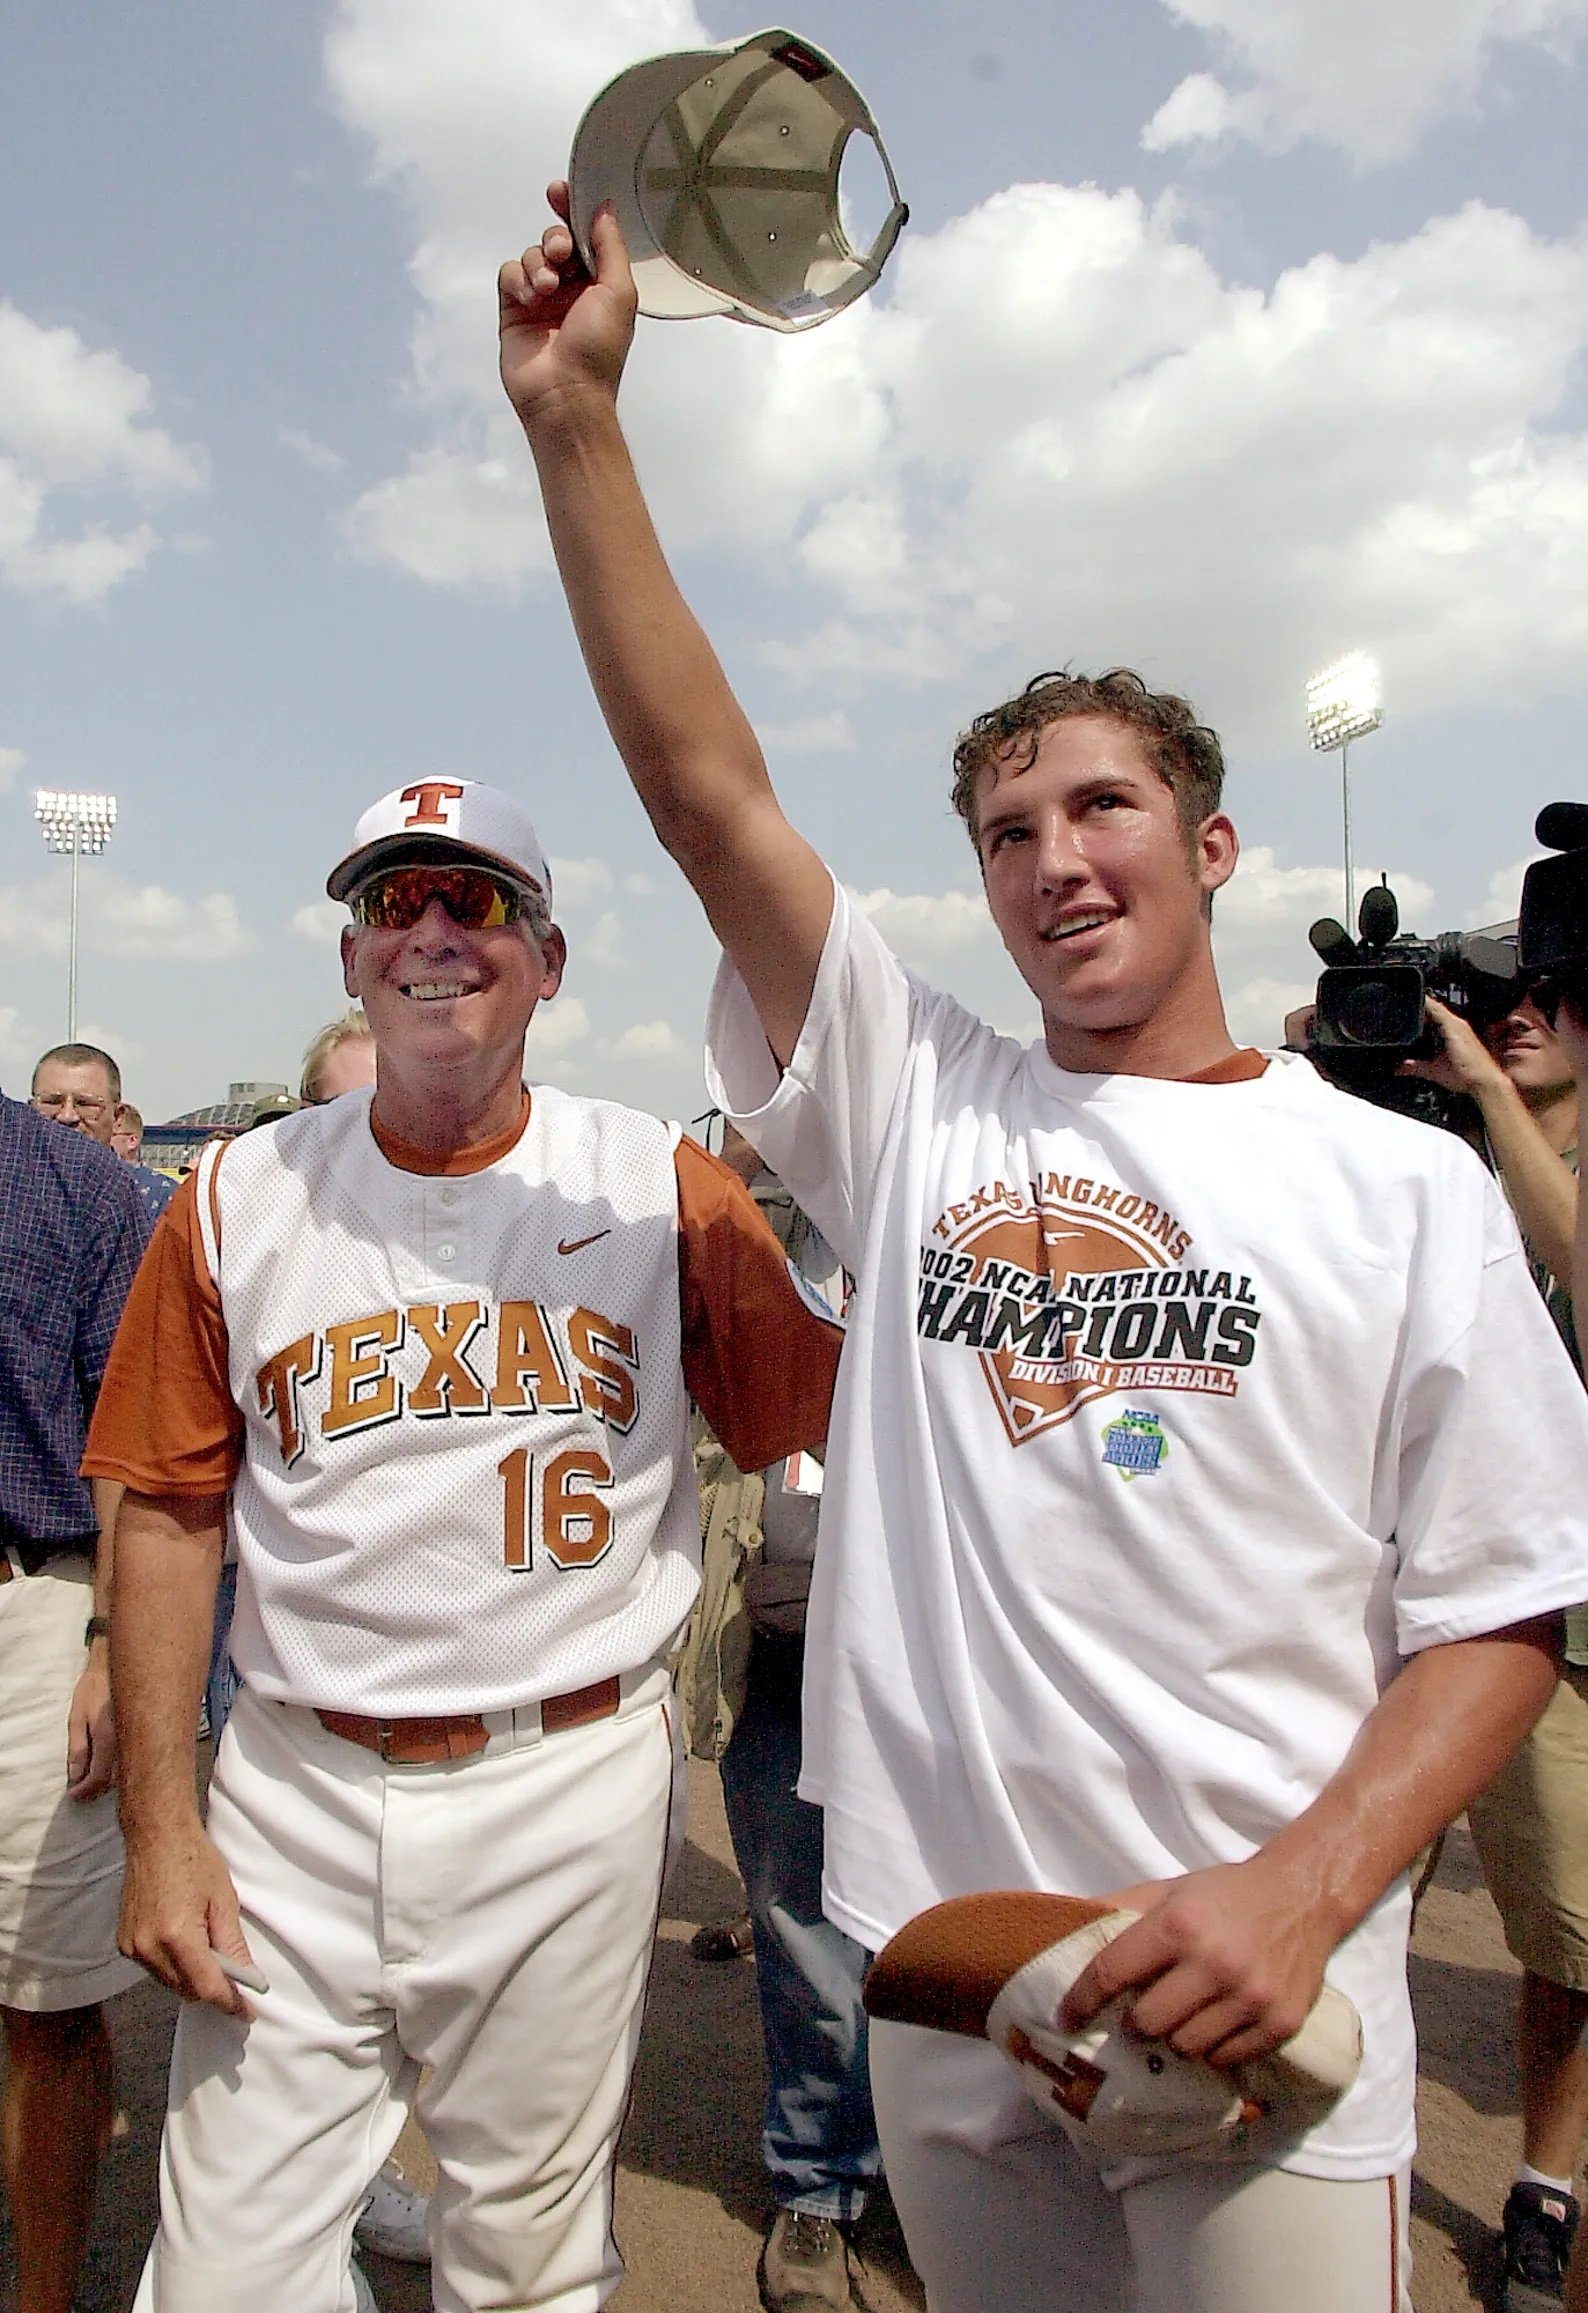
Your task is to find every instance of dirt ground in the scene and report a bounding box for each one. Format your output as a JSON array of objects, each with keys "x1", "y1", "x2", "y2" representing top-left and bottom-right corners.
[{"x1": 0, "y1": 1772, "x2": 1540, "y2": 2312}]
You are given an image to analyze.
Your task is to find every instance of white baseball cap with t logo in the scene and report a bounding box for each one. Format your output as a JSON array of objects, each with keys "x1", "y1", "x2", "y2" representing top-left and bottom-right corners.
[
  {"x1": 568, "y1": 27, "x2": 907, "y2": 332},
  {"x1": 327, "y1": 780, "x2": 553, "y2": 910}
]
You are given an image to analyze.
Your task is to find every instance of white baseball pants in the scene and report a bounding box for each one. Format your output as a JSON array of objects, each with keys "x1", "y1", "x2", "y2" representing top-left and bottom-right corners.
[
  {"x1": 870, "y1": 2021, "x2": 1412, "y2": 2313},
  {"x1": 135, "y1": 1671, "x2": 679, "y2": 2313}
]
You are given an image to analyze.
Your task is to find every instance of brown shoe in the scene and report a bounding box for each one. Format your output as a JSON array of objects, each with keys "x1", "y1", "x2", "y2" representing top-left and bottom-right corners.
[
  {"x1": 760, "y1": 2208, "x2": 851, "y2": 2312},
  {"x1": 690, "y1": 1910, "x2": 754, "y2": 1962}
]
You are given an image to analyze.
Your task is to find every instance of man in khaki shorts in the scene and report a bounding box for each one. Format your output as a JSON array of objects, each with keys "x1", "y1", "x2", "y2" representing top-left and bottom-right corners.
[
  {"x1": 1409, "y1": 989, "x2": 1587, "y2": 2307},
  {"x1": 1, "y1": 1083, "x2": 151, "y2": 2313}
]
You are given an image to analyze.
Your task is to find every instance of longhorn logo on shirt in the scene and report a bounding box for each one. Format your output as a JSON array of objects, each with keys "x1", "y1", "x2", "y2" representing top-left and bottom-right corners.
[{"x1": 919, "y1": 1174, "x2": 1262, "y2": 1447}]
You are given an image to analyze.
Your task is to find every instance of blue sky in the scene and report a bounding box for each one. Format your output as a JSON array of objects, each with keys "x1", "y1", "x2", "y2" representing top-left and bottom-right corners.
[{"x1": 2, "y1": 0, "x2": 1585, "y2": 1122}]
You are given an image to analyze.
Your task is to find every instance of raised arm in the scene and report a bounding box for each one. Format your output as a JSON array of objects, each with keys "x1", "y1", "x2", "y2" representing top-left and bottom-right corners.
[
  {"x1": 501, "y1": 183, "x2": 833, "y2": 1068},
  {"x1": 1404, "y1": 998, "x2": 1577, "y2": 1284}
]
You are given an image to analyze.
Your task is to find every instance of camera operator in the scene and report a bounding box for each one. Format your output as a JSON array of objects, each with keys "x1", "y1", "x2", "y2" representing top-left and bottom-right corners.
[
  {"x1": 1404, "y1": 993, "x2": 1578, "y2": 1341},
  {"x1": 1556, "y1": 988, "x2": 1588, "y2": 2313},
  {"x1": 1407, "y1": 990, "x2": 1588, "y2": 2307},
  {"x1": 1555, "y1": 999, "x2": 1588, "y2": 1368}
]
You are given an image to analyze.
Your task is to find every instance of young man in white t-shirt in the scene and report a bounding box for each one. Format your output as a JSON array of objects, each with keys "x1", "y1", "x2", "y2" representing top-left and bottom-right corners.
[{"x1": 500, "y1": 191, "x2": 1588, "y2": 2311}]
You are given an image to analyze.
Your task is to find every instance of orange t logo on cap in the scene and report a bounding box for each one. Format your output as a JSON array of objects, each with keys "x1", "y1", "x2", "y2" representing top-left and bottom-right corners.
[{"x1": 400, "y1": 781, "x2": 466, "y2": 828}]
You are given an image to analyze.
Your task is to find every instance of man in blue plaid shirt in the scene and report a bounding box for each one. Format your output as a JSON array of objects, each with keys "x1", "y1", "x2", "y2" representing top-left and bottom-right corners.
[{"x1": 0, "y1": 1087, "x2": 151, "y2": 2313}]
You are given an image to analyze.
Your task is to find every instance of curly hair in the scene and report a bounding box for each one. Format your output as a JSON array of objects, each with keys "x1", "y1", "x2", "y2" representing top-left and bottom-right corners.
[{"x1": 951, "y1": 669, "x2": 1226, "y2": 850}]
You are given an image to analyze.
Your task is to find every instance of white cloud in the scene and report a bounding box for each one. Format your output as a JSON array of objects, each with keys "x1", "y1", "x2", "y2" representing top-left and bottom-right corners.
[
  {"x1": 0, "y1": 304, "x2": 206, "y2": 602},
  {"x1": 3, "y1": 524, "x2": 162, "y2": 603},
  {"x1": 0, "y1": 306, "x2": 202, "y2": 492},
  {"x1": 580, "y1": 908, "x2": 624, "y2": 968},
  {"x1": 323, "y1": 5, "x2": 1588, "y2": 754},
  {"x1": 788, "y1": 192, "x2": 1588, "y2": 744},
  {"x1": 525, "y1": 991, "x2": 590, "y2": 1057},
  {"x1": 0, "y1": 745, "x2": 23, "y2": 793},
  {"x1": 325, "y1": 0, "x2": 893, "y2": 584},
  {"x1": 1466, "y1": 854, "x2": 1535, "y2": 929},
  {"x1": 280, "y1": 426, "x2": 346, "y2": 475},
  {"x1": 1222, "y1": 973, "x2": 1318, "y2": 1047},
  {"x1": 1144, "y1": 73, "x2": 1240, "y2": 153},
  {"x1": 547, "y1": 855, "x2": 615, "y2": 910},
  {"x1": 851, "y1": 885, "x2": 997, "y2": 978},
  {"x1": 345, "y1": 449, "x2": 545, "y2": 586},
  {"x1": 1143, "y1": 0, "x2": 1588, "y2": 168},
  {"x1": 0, "y1": 1003, "x2": 29, "y2": 1069},
  {"x1": 760, "y1": 711, "x2": 857, "y2": 756},
  {"x1": 291, "y1": 899, "x2": 348, "y2": 946},
  {"x1": 0, "y1": 872, "x2": 256, "y2": 961},
  {"x1": 76, "y1": 1023, "x2": 146, "y2": 1072},
  {"x1": 608, "y1": 1017, "x2": 690, "y2": 1063}
]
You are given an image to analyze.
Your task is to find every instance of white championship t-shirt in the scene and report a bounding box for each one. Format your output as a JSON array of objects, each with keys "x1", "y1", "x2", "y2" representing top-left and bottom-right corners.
[{"x1": 705, "y1": 877, "x2": 1588, "y2": 2180}]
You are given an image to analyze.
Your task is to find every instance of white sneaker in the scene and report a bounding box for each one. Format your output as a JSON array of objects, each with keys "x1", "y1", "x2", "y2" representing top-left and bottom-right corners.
[
  {"x1": 354, "y1": 2159, "x2": 433, "y2": 2264},
  {"x1": 349, "y1": 2253, "x2": 378, "y2": 2313}
]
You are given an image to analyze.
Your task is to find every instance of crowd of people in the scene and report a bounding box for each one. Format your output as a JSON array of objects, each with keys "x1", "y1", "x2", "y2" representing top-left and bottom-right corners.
[{"x1": 1, "y1": 182, "x2": 1586, "y2": 2313}]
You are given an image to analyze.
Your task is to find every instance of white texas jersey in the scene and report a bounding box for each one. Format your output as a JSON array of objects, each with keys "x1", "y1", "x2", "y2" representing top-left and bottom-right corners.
[{"x1": 193, "y1": 1087, "x2": 696, "y2": 1716}]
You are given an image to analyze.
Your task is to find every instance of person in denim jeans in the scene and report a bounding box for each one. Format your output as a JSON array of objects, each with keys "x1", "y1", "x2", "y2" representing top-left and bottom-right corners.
[
  {"x1": 724, "y1": 1628, "x2": 880, "y2": 2308},
  {"x1": 716, "y1": 1127, "x2": 879, "y2": 2313}
]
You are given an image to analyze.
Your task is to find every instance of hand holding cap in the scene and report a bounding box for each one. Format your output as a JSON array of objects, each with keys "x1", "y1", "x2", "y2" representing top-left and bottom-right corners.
[{"x1": 864, "y1": 1892, "x2": 1362, "y2": 2165}]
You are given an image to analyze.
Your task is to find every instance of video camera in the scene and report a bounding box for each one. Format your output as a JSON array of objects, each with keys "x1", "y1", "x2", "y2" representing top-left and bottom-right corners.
[
  {"x1": 1518, "y1": 802, "x2": 1588, "y2": 1024},
  {"x1": 1304, "y1": 880, "x2": 1520, "y2": 1124}
]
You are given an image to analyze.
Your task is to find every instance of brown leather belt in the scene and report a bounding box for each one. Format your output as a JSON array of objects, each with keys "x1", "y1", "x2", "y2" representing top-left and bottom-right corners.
[
  {"x1": 316, "y1": 1675, "x2": 622, "y2": 1765},
  {"x1": 0, "y1": 1558, "x2": 11, "y2": 1585}
]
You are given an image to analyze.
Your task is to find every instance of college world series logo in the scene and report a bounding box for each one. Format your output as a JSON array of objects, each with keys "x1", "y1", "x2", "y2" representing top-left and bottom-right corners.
[{"x1": 918, "y1": 1171, "x2": 1263, "y2": 1448}]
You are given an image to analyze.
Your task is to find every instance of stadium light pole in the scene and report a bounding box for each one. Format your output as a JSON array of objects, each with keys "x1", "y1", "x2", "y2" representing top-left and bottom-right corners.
[
  {"x1": 35, "y1": 790, "x2": 117, "y2": 1040},
  {"x1": 1306, "y1": 654, "x2": 1383, "y2": 935}
]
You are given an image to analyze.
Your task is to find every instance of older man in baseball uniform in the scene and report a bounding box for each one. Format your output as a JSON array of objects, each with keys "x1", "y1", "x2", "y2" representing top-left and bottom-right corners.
[{"x1": 84, "y1": 779, "x2": 842, "y2": 2313}]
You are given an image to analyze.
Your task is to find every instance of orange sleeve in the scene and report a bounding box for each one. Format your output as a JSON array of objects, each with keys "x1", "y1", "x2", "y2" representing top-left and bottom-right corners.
[
  {"x1": 81, "y1": 1169, "x2": 244, "y2": 1498},
  {"x1": 675, "y1": 1137, "x2": 842, "y2": 1473}
]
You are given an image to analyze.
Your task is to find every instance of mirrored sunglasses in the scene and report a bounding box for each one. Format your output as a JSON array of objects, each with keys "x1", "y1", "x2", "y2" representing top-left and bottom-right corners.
[{"x1": 350, "y1": 864, "x2": 540, "y2": 932}]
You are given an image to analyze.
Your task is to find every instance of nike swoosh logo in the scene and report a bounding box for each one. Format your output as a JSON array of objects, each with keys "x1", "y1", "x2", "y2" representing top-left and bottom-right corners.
[{"x1": 557, "y1": 1230, "x2": 612, "y2": 1256}]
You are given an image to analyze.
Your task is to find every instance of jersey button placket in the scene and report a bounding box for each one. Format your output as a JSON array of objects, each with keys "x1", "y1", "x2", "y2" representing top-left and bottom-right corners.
[{"x1": 425, "y1": 1177, "x2": 473, "y2": 1281}]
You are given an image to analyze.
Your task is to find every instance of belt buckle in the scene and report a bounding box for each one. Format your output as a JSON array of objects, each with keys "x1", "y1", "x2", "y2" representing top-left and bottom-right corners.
[{"x1": 375, "y1": 1721, "x2": 398, "y2": 1761}]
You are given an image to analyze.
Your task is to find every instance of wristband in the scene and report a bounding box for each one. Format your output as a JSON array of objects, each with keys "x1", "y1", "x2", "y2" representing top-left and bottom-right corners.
[{"x1": 84, "y1": 1614, "x2": 111, "y2": 1645}]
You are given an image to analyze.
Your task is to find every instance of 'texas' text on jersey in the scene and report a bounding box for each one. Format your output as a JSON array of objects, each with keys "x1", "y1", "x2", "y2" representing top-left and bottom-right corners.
[{"x1": 255, "y1": 1296, "x2": 641, "y2": 1571}]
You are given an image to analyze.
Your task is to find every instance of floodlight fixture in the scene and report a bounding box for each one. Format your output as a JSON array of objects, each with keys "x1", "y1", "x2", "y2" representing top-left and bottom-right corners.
[
  {"x1": 1304, "y1": 654, "x2": 1383, "y2": 932},
  {"x1": 1306, "y1": 654, "x2": 1383, "y2": 754},
  {"x1": 35, "y1": 789, "x2": 118, "y2": 1039}
]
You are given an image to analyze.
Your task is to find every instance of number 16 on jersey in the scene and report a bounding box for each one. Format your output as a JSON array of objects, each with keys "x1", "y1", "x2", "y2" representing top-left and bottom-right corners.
[{"x1": 498, "y1": 1445, "x2": 616, "y2": 1571}]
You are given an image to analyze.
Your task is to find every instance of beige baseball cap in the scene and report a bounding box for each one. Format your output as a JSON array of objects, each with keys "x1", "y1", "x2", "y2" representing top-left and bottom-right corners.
[
  {"x1": 568, "y1": 27, "x2": 907, "y2": 332},
  {"x1": 865, "y1": 1893, "x2": 1363, "y2": 2165},
  {"x1": 327, "y1": 779, "x2": 552, "y2": 908}
]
